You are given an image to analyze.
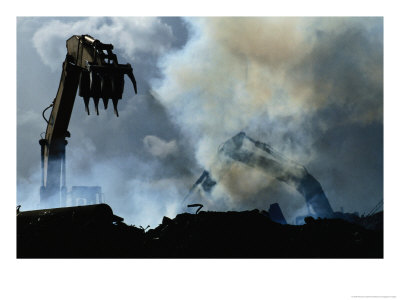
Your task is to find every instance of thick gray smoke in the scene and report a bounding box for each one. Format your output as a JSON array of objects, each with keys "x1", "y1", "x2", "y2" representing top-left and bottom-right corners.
[
  {"x1": 17, "y1": 17, "x2": 195, "y2": 227},
  {"x1": 17, "y1": 17, "x2": 383, "y2": 226},
  {"x1": 152, "y1": 17, "x2": 383, "y2": 221},
  {"x1": 32, "y1": 17, "x2": 174, "y2": 71}
]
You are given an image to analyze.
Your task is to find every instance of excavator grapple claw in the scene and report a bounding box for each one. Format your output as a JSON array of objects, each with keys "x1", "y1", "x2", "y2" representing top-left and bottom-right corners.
[
  {"x1": 83, "y1": 97, "x2": 90, "y2": 115},
  {"x1": 103, "y1": 98, "x2": 109, "y2": 110},
  {"x1": 126, "y1": 67, "x2": 137, "y2": 94},
  {"x1": 112, "y1": 98, "x2": 119, "y2": 117},
  {"x1": 71, "y1": 35, "x2": 137, "y2": 116},
  {"x1": 93, "y1": 97, "x2": 100, "y2": 115},
  {"x1": 83, "y1": 64, "x2": 135, "y2": 116},
  {"x1": 89, "y1": 71, "x2": 101, "y2": 97}
]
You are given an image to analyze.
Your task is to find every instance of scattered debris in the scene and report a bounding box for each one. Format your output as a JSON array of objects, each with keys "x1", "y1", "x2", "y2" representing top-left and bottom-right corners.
[
  {"x1": 17, "y1": 207, "x2": 383, "y2": 258},
  {"x1": 139, "y1": 225, "x2": 151, "y2": 232},
  {"x1": 187, "y1": 204, "x2": 204, "y2": 214}
]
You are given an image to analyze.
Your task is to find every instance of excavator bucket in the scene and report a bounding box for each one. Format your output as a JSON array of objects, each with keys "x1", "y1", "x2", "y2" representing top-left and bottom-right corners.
[{"x1": 73, "y1": 35, "x2": 137, "y2": 116}]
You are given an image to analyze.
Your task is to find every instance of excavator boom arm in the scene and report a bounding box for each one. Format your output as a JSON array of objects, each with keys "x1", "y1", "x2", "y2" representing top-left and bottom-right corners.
[
  {"x1": 218, "y1": 132, "x2": 334, "y2": 218},
  {"x1": 39, "y1": 35, "x2": 137, "y2": 208}
]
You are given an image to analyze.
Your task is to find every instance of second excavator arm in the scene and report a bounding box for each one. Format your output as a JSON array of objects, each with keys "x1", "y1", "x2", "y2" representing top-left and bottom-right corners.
[
  {"x1": 186, "y1": 132, "x2": 334, "y2": 219},
  {"x1": 217, "y1": 132, "x2": 334, "y2": 218}
]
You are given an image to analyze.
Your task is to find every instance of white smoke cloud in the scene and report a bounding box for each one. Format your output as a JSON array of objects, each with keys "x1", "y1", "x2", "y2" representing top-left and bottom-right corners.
[
  {"x1": 153, "y1": 18, "x2": 316, "y2": 168},
  {"x1": 17, "y1": 171, "x2": 41, "y2": 211},
  {"x1": 152, "y1": 17, "x2": 383, "y2": 215},
  {"x1": 122, "y1": 177, "x2": 186, "y2": 227},
  {"x1": 32, "y1": 17, "x2": 174, "y2": 71},
  {"x1": 17, "y1": 109, "x2": 40, "y2": 126},
  {"x1": 18, "y1": 155, "x2": 188, "y2": 227},
  {"x1": 18, "y1": 16, "x2": 185, "y2": 227},
  {"x1": 65, "y1": 153, "x2": 188, "y2": 227},
  {"x1": 143, "y1": 135, "x2": 178, "y2": 158},
  {"x1": 17, "y1": 17, "x2": 382, "y2": 227}
]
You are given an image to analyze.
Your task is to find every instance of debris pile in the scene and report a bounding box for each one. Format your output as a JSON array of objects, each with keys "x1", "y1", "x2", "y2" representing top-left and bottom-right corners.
[
  {"x1": 146, "y1": 210, "x2": 382, "y2": 258},
  {"x1": 17, "y1": 204, "x2": 146, "y2": 258},
  {"x1": 17, "y1": 207, "x2": 383, "y2": 258}
]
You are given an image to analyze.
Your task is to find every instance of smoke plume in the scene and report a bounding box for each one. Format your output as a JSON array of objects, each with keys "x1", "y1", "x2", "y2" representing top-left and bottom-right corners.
[
  {"x1": 152, "y1": 17, "x2": 383, "y2": 220},
  {"x1": 17, "y1": 17, "x2": 383, "y2": 226},
  {"x1": 32, "y1": 17, "x2": 174, "y2": 71}
]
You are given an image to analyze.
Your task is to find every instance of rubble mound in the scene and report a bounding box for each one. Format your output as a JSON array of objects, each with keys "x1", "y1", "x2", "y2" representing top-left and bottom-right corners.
[
  {"x1": 17, "y1": 209, "x2": 383, "y2": 258},
  {"x1": 146, "y1": 210, "x2": 382, "y2": 258}
]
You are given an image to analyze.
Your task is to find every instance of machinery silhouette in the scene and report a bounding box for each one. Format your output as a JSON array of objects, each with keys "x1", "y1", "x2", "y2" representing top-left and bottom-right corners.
[{"x1": 39, "y1": 35, "x2": 137, "y2": 208}]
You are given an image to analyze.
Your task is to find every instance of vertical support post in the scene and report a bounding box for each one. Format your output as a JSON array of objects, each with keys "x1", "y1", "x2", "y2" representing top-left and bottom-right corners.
[
  {"x1": 39, "y1": 139, "x2": 47, "y2": 206},
  {"x1": 40, "y1": 138, "x2": 65, "y2": 208},
  {"x1": 60, "y1": 140, "x2": 68, "y2": 207},
  {"x1": 39, "y1": 139, "x2": 46, "y2": 186}
]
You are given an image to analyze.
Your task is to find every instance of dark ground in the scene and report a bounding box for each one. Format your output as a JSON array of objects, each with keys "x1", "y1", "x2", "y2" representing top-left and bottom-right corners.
[{"x1": 17, "y1": 208, "x2": 383, "y2": 258}]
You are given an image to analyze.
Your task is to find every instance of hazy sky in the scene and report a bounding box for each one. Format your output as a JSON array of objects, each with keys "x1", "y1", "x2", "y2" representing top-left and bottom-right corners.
[{"x1": 17, "y1": 17, "x2": 383, "y2": 226}]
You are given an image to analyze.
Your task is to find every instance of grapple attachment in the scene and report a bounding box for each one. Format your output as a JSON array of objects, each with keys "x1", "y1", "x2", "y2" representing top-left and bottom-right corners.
[{"x1": 72, "y1": 35, "x2": 137, "y2": 116}]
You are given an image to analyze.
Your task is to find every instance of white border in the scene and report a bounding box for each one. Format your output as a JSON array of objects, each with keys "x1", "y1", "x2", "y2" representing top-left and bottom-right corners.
[{"x1": 2, "y1": 1, "x2": 399, "y2": 300}]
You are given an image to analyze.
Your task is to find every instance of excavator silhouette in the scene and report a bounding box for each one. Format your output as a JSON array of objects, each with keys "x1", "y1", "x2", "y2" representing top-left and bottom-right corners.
[
  {"x1": 38, "y1": 35, "x2": 137, "y2": 209},
  {"x1": 185, "y1": 132, "x2": 336, "y2": 221}
]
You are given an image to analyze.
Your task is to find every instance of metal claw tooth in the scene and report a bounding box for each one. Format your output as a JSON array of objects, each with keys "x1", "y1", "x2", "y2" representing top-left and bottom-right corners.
[
  {"x1": 84, "y1": 97, "x2": 90, "y2": 115},
  {"x1": 90, "y1": 71, "x2": 101, "y2": 96},
  {"x1": 89, "y1": 71, "x2": 94, "y2": 92},
  {"x1": 103, "y1": 98, "x2": 109, "y2": 110},
  {"x1": 93, "y1": 98, "x2": 100, "y2": 115},
  {"x1": 112, "y1": 98, "x2": 119, "y2": 117},
  {"x1": 127, "y1": 70, "x2": 137, "y2": 94},
  {"x1": 100, "y1": 77, "x2": 105, "y2": 94}
]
